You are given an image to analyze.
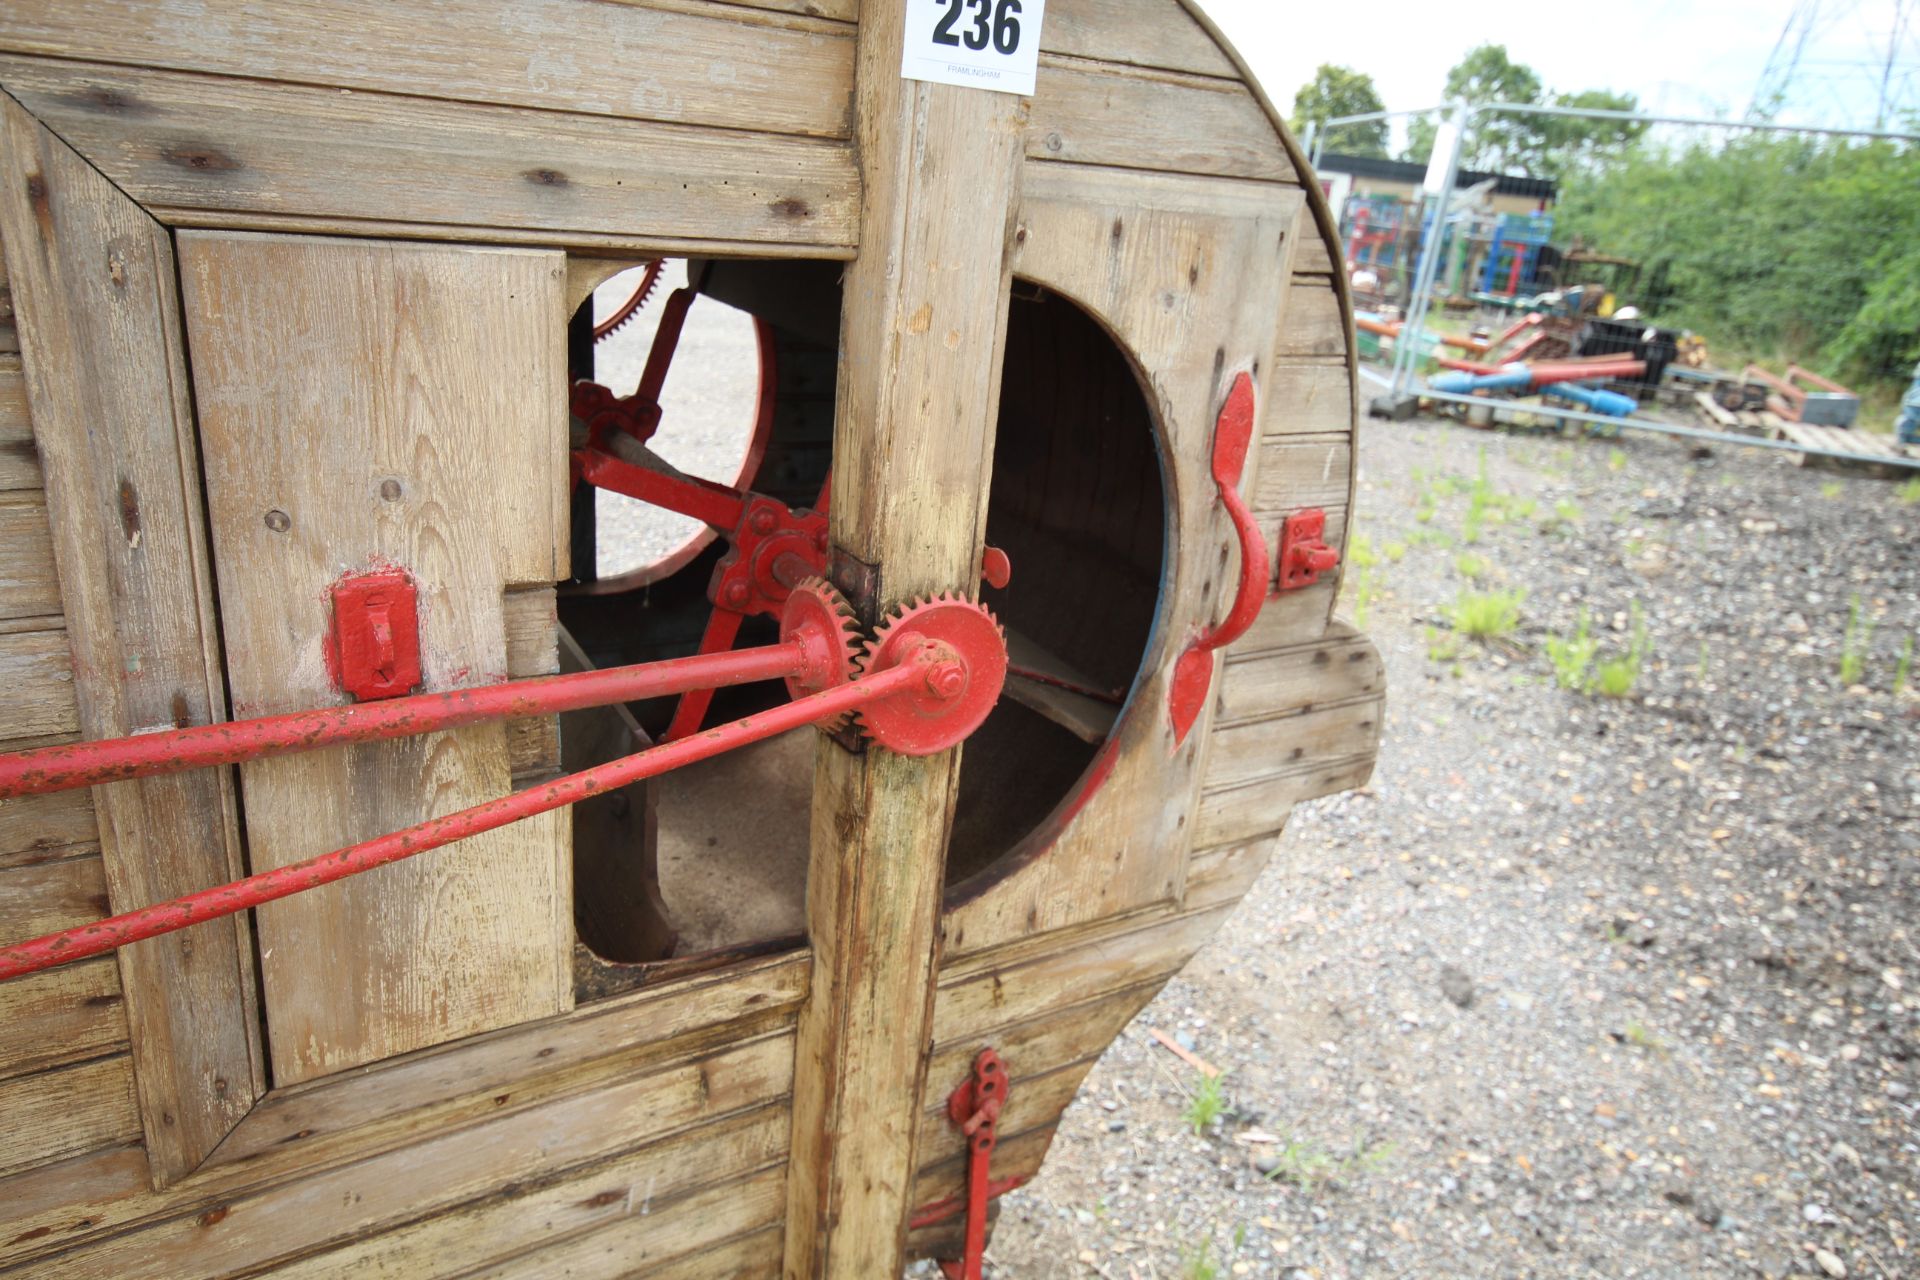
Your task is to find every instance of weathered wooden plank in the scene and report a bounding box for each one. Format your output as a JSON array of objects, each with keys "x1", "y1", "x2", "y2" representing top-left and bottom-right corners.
[
  {"x1": 1028, "y1": 58, "x2": 1293, "y2": 182},
  {"x1": 1252, "y1": 433, "x2": 1351, "y2": 510},
  {"x1": 1203, "y1": 698, "x2": 1381, "y2": 791},
  {"x1": 1230, "y1": 576, "x2": 1339, "y2": 657},
  {"x1": 1264, "y1": 360, "x2": 1355, "y2": 437},
  {"x1": 1041, "y1": 0, "x2": 1238, "y2": 76},
  {"x1": 639, "y1": 1225, "x2": 784, "y2": 1280},
  {"x1": 1276, "y1": 276, "x2": 1347, "y2": 358},
  {"x1": 925, "y1": 980, "x2": 1161, "y2": 1098},
  {"x1": 935, "y1": 903, "x2": 1231, "y2": 1044},
  {"x1": 1195, "y1": 753, "x2": 1376, "y2": 848},
  {"x1": 1183, "y1": 838, "x2": 1279, "y2": 912},
  {"x1": 0, "y1": 58, "x2": 859, "y2": 251},
  {"x1": 0, "y1": 0, "x2": 854, "y2": 140},
  {"x1": 0, "y1": 94, "x2": 264, "y2": 1184},
  {"x1": 0, "y1": 249, "x2": 14, "y2": 353},
  {"x1": 1292, "y1": 232, "x2": 1338, "y2": 275},
  {"x1": 460, "y1": 1164, "x2": 788, "y2": 1280},
  {"x1": 503, "y1": 585, "x2": 562, "y2": 780},
  {"x1": 944, "y1": 164, "x2": 1304, "y2": 959},
  {"x1": 0, "y1": 1055, "x2": 140, "y2": 1180},
  {"x1": 179, "y1": 231, "x2": 571, "y2": 1083},
  {"x1": 1218, "y1": 628, "x2": 1383, "y2": 725},
  {"x1": 0, "y1": 783, "x2": 99, "y2": 869},
  {"x1": 206, "y1": 952, "x2": 806, "y2": 1178},
  {"x1": 264, "y1": 1106, "x2": 788, "y2": 1280},
  {"x1": 0, "y1": 354, "x2": 38, "y2": 490},
  {"x1": 0, "y1": 954, "x2": 808, "y2": 1271},
  {"x1": 0, "y1": 492, "x2": 59, "y2": 620},
  {"x1": 0, "y1": 957, "x2": 126, "y2": 1082},
  {"x1": 21, "y1": 1034, "x2": 793, "y2": 1280},
  {"x1": 785, "y1": 9, "x2": 1028, "y2": 1275},
  {"x1": 0, "y1": 624, "x2": 76, "y2": 743},
  {"x1": 0, "y1": 853, "x2": 108, "y2": 940}
]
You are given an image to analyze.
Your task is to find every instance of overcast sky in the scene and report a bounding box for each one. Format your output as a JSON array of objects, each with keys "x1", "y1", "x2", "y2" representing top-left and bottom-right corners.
[{"x1": 1199, "y1": 0, "x2": 1918, "y2": 146}]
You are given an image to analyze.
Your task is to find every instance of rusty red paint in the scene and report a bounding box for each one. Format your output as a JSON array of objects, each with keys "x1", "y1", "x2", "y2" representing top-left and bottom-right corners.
[
  {"x1": 330, "y1": 569, "x2": 421, "y2": 701},
  {"x1": 0, "y1": 595, "x2": 1012, "y2": 982},
  {"x1": 1168, "y1": 372, "x2": 1269, "y2": 747},
  {"x1": 0, "y1": 659, "x2": 924, "y2": 983},
  {"x1": 0, "y1": 640, "x2": 813, "y2": 801}
]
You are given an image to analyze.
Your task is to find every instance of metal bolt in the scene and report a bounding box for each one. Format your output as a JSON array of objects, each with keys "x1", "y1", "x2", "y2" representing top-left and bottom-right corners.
[
  {"x1": 264, "y1": 510, "x2": 291, "y2": 533},
  {"x1": 750, "y1": 508, "x2": 777, "y2": 535},
  {"x1": 925, "y1": 661, "x2": 967, "y2": 700},
  {"x1": 723, "y1": 580, "x2": 750, "y2": 607},
  {"x1": 379, "y1": 478, "x2": 403, "y2": 502}
]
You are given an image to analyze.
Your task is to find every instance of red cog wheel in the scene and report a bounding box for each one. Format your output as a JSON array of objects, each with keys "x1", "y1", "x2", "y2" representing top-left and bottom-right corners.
[
  {"x1": 780, "y1": 578, "x2": 861, "y2": 729},
  {"x1": 857, "y1": 593, "x2": 1008, "y2": 757}
]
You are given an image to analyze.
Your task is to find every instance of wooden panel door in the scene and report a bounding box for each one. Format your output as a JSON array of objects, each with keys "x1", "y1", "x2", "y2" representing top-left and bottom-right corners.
[{"x1": 178, "y1": 233, "x2": 572, "y2": 1083}]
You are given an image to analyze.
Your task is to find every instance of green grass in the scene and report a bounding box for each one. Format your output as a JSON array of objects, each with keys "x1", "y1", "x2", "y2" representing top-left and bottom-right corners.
[
  {"x1": 1896, "y1": 636, "x2": 1913, "y2": 697},
  {"x1": 1621, "y1": 1019, "x2": 1667, "y2": 1053},
  {"x1": 1180, "y1": 1238, "x2": 1218, "y2": 1280},
  {"x1": 1349, "y1": 565, "x2": 1377, "y2": 629},
  {"x1": 1607, "y1": 447, "x2": 1628, "y2": 472},
  {"x1": 1446, "y1": 588, "x2": 1524, "y2": 639},
  {"x1": 1591, "y1": 603, "x2": 1651, "y2": 698},
  {"x1": 1426, "y1": 625, "x2": 1462, "y2": 664},
  {"x1": 1544, "y1": 609, "x2": 1599, "y2": 691},
  {"x1": 1821, "y1": 480, "x2": 1845, "y2": 499},
  {"x1": 1454, "y1": 552, "x2": 1490, "y2": 581},
  {"x1": 1182, "y1": 1069, "x2": 1229, "y2": 1136},
  {"x1": 1554, "y1": 498, "x2": 1583, "y2": 524},
  {"x1": 1383, "y1": 540, "x2": 1409, "y2": 563},
  {"x1": 1261, "y1": 1134, "x2": 1395, "y2": 1193},
  {"x1": 1840, "y1": 594, "x2": 1873, "y2": 686},
  {"x1": 1900, "y1": 476, "x2": 1920, "y2": 504}
]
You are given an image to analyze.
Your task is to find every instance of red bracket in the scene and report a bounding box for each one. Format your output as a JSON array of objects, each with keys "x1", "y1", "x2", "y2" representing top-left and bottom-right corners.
[
  {"x1": 1277, "y1": 508, "x2": 1339, "y2": 591},
  {"x1": 329, "y1": 570, "x2": 421, "y2": 702},
  {"x1": 909, "y1": 1048, "x2": 1016, "y2": 1280}
]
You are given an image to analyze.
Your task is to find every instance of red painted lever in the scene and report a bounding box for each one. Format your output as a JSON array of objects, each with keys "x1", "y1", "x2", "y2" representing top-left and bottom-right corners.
[{"x1": 1167, "y1": 372, "x2": 1269, "y2": 746}]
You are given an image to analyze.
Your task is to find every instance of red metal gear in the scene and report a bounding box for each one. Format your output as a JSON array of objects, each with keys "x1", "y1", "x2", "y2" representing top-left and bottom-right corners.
[
  {"x1": 780, "y1": 579, "x2": 860, "y2": 728},
  {"x1": 856, "y1": 593, "x2": 1008, "y2": 757},
  {"x1": 591, "y1": 259, "x2": 665, "y2": 342}
]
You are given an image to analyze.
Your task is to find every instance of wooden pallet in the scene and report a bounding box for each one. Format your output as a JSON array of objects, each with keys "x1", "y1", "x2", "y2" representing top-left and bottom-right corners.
[
  {"x1": 1770, "y1": 421, "x2": 1920, "y2": 477},
  {"x1": 1692, "y1": 391, "x2": 1787, "y2": 435}
]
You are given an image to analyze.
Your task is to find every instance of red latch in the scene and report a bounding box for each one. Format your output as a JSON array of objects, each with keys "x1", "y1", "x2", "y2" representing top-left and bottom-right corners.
[
  {"x1": 1277, "y1": 508, "x2": 1339, "y2": 591},
  {"x1": 908, "y1": 1048, "x2": 1022, "y2": 1280},
  {"x1": 330, "y1": 570, "x2": 421, "y2": 702}
]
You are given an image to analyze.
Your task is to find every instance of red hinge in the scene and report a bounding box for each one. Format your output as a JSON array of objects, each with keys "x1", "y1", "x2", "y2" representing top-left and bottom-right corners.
[
  {"x1": 1277, "y1": 509, "x2": 1339, "y2": 591},
  {"x1": 330, "y1": 569, "x2": 422, "y2": 702}
]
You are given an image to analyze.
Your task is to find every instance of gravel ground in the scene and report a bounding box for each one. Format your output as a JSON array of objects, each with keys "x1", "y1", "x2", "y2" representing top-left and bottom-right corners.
[{"x1": 981, "y1": 416, "x2": 1920, "y2": 1279}]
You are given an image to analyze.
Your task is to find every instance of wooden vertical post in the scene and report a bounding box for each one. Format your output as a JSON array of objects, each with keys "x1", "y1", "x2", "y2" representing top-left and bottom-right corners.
[
  {"x1": 783, "y1": 9, "x2": 1027, "y2": 1278},
  {"x1": 0, "y1": 95, "x2": 264, "y2": 1183}
]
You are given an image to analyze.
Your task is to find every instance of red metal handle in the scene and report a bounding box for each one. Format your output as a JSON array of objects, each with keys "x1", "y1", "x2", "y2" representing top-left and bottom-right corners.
[{"x1": 1167, "y1": 372, "x2": 1268, "y2": 746}]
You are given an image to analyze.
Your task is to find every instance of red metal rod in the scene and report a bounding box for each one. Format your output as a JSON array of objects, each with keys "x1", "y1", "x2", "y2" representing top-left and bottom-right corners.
[
  {"x1": 0, "y1": 640, "x2": 814, "y2": 801},
  {"x1": 0, "y1": 658, "x2": 928, "y2": 983},
  {"x1": 577, "y1": 446, "x2": 746, "y2": 531}
]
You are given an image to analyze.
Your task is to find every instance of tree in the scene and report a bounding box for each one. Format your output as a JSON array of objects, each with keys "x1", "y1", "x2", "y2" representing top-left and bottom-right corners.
[
  {"x1": 1401, "y1": 46, "x2": 1643, "y2": 181},
  {"x1": 1289, "y1": 65, "x2": 1389, "y2": 158}
]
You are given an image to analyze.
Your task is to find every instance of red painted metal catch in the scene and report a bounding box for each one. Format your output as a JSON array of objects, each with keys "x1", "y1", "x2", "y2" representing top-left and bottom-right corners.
[
  {"x1": 916, "y1": 1047, "x2": 1016, "y2": 1280},
  {"x1": 1277, "y1": 508, "x2": 1339, "y2": 591},
  {"x1": 330, "y1": 570, "x2": 421, "y2": 701},
  {"x1": 1168, "y1": 372, "x2": 1269, "y2": 747}
]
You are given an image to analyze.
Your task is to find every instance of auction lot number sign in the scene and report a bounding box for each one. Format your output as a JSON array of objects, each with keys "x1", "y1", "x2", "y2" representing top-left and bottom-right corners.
[{"x1": 901, "y1": 0, "x2": 1050, "y2": 96}]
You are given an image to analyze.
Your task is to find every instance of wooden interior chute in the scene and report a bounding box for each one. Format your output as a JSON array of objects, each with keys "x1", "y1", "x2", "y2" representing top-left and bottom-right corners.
[{"x1": 0, "y1": 1, "x2": 1381, "y2": 1274}]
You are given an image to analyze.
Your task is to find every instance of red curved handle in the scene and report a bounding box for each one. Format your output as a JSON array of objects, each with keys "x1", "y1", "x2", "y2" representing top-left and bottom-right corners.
[{"x1": 1169, "y1": 373, "x2": 1268, "y2": 746}]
